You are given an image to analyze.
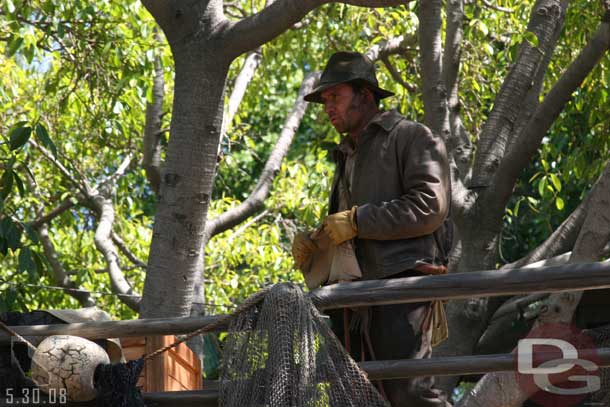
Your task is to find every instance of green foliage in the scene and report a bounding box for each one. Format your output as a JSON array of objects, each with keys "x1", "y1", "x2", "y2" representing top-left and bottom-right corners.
[
  {"x1": 0, "y1": 0, "x2": 608, "y2": 319},
  {"x1": 0, "y1": 0, "x2": 161, "y2": 318}
]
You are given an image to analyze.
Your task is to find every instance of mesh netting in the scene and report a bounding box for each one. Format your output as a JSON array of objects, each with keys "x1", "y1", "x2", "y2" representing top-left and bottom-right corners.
[
  {"x1": 94, "y1": 358, "x2": 145, "y2": 407},
  {"x1": 219, "y1": 283, "x2": 389, "y2": 407}
]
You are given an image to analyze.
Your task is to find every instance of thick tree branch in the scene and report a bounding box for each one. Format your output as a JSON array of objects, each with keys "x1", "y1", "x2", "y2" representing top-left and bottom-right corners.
[
  {"x1": 87, "y1": 154, "x2": 141, "y2": 311},
  {"x1": 381, "y1": 56, "x2": 417, "y2": 92},
  {"x1": 459, "y1": 161, "x2": 610, "y2": 407},
  {"x1": 92, "y1": 193, "x2": 141, "y2": 312},
  {"x1": 494, "y1": 19, "x2": 610, "y2": 200},
  {"x1": 366, "y1": 35, "x2": 417, "y2": 91},
  {"x1": 140, "y1": 1, "x2": 172, "y2": 30},
  {"x1": 365, "y1": 35, "x2": 416, "y2": 61},
  {"x1": 30, "y1": 197, "x2": 77, "y2": 229},
  {"x1": 223, "y1": 0, "x2": 410, "y2": 58},
  {"x1": 488, "y1": 292, "x2": 549, "y2": 324},
  {"x1": 443, "y1": 0, "x2": 463, "y2": 138},
  {"x1": 222, "y1": 0, "x2": 323, "y2": 58},
  {"x1": 204, "y1": 72, "x2": 320, "y2": 238},
  {"x1": 481, "y1": 0, "x2": 514, "y2": 13},
  {"x1": 506, "y1": 0, "x2": 570, "y2": 158},
  {"x1": 441, "y1": 0, "x2": 474, "y2": 220},
  {"x1": 418, "y1": 0, "x2": 451, "y2": 141},
  {"x1": 143, "y1": 30, "x2": 165, "y2": 195},
  {"x1": 141, "y1": 0, "x2": 220, "y2": 46},
  {"x1": 443, "y1": 0, "x2": 473, "y2": 185},
  {"x1": 470, "y1": 0, "x2": 568, "y2": 188},
  {"x1": 23, "y1": 173, "x2": 95, "y2": 307},
  {"x1": 223, "y1": 49, "x2": 263, "y2": 135},
  {"x1": 568, "y1": 161, "x2": 610, "y2": 263}
]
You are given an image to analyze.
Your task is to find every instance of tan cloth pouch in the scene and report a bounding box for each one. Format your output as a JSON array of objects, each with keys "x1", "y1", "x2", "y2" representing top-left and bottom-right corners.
[
  {"x1": 300, "y1": 228, "x2": 361, "y2": 289},
  {"x1": 414, "y1": 263, "x2": 449, "y2": 347},
  {"x1": 327, "y1": 239, "x2": 362, "y2": 284},
  {"x1": 430, "y1": 300, "x2": 449, "y2": 347}
]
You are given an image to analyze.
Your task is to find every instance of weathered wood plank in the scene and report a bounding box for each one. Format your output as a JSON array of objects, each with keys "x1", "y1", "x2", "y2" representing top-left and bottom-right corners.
[{"x1": 311, "y1": 261, "x2": 610, "y2": 310}]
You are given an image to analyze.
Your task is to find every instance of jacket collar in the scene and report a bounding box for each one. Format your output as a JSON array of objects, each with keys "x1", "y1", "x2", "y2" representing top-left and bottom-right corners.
[
  {"x1": 366, "y1": 109, "x2": 403, "y2": 133},
  {"x1": 332, "y1": 109, "x2": 402, "y2": 162}
]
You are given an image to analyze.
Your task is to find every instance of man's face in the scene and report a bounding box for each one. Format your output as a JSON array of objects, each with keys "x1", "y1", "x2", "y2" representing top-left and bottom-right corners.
[{"x1": 320, "y1": 83, "x2": 369, "y2": 134}]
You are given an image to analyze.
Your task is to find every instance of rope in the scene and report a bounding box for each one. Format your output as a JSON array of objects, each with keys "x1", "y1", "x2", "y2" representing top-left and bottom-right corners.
[
  {"x1": 0, "y1": 279, "x2": 236, "y2": 309},
  {"x1": 142, "y1": 285, "x2": 273, "y2": 361},
  {"x1": 0, "y1": 284, "x2": 273, "y2": 363},
  {"x1": 0, "y1": 320, "x2": 38, "y2": 354}
]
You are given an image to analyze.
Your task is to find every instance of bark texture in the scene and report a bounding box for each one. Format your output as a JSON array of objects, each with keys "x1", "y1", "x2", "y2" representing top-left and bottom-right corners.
[
  {"x1": 143, "y1": 31, "x2": 165, "y2": 195},
  {"x1": 458, "y1": 161, "x2": 610, "y2": 407},
  {"x1": 433, "y1": 3, "x2": 610, "y2": 397}
]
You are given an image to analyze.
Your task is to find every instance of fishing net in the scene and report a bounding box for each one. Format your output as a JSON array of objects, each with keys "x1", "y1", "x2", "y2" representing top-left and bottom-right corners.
[
  {"x1": 94, "y1": 358, "x2": 146, "y2": 407},
  {"x1": 219, "y1": 283, "x2": 389, "y2": 407}
]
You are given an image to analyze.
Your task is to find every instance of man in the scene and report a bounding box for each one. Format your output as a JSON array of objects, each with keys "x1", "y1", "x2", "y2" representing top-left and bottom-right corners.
[{"x1": 292, "y1": 51, "x2": 453, "y2": 407}]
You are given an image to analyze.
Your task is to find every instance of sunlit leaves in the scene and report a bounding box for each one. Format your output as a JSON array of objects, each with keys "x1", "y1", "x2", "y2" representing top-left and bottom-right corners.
[
  {"x1": 0, "y1": 0, "x2": 608, "y2": 317},
  {"x1": 34, "y1": 123, "x2": 57, "y2": 156},
  {"x1": 0, "y1": 0, "x2": 162, "y2": 318},
  {"x1": 9, "y1": 125, "x2": 32, "y2": 150}
]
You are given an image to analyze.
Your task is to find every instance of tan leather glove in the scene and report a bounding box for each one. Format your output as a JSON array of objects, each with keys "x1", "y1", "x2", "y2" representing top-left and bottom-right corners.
[
  {"x1": 291, "y1": 231, "x2": 316, "y2": 268},
  {"x1": 323, "y1": 206, "x2": 358, "y2": 245}
]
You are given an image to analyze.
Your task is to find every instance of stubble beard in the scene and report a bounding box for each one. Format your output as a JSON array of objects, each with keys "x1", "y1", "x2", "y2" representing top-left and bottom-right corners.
[{"x1": 343, "y1": 95, "x2": 370, "y2": 136}]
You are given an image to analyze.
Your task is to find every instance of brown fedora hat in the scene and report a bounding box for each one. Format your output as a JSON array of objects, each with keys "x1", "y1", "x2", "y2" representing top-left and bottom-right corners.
[{"x1": 304, "y1": 51, "x2": 394, "y2": 104}]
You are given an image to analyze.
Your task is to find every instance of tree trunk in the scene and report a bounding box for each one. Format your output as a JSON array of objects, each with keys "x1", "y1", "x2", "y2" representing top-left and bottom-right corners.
[
  {"x1": 141, "y1": 49, "x2": 230, "y2": 319},
  {"x1": 435, "y1": 204, "x2": 503, "y2": 391}
]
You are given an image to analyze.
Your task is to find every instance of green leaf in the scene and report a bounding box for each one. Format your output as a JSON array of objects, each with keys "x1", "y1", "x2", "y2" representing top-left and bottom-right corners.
[
  {"x1": 24, "y1": 44, "x2": 35, "y2": 64},
  {"x1": 12, "y1": 171, "x2": 25, "y2": 197},
  {"x1": 35, "y1": 123, "x2": 57, "y2": 156},
  {"x1": 0, "y1": 287, "x2": 17, "y2": 312},
  {"x1": 7, "y1": 36, "x2": 24, "y2": 57},
  {"x1": 1, "y1": 217, "x2": 21, "y2": 251},
  {"x1": 555, "y1": 196, "x2": 565, "y2": 211},
  {"x1": 24, "y1": 223, "x2": 39, "y2": 244},
  {"x1": 32, "y1": 250, "x2": 46, "y2": 276},
  {"x1": 0, "y1": 170, "x2": 13, "y2": 199},
  {"x1": 9, "y1": 126, "x2": 32, "y2": 150},
  {"x1": 550, "y1": 173, "x2": 562, "y2": 192},
  {"x1": 0, "y1": 237, "x2": 7, "y2": 256},
  {"x1": 514, "y1": 199, "x2": 522, "y2": 217},
  {"x1": 537, "y1": 176, "x2": 547, "y2": 198},
  {"x1": 523, "y1": 31, "x2": 539, "y2": 48},
  {"x1": 18, "y1": 247, "x2": 37, "y2": 281},
  {"x1": 529, "y1": 172, "x2": 542, "y2": 183},
  {"x1": 477, "y1": 20, "x2": 489, "y2": 36}
]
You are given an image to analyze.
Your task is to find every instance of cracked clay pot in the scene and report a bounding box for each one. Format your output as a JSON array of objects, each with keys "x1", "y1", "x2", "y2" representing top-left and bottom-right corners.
[{"x1": 31, "y1": 335, "x2": 110, "y2": 401}]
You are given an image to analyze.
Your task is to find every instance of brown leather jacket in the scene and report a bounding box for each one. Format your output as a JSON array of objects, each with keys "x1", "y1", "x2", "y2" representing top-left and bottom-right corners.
[{"x1": 329, "y1": 109, "x2": 452, "y2": 280}]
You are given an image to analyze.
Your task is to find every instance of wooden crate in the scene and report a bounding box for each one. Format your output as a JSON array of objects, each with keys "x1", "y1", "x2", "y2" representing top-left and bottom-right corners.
[{"x1": 121, "y1": 336, "x2": 203, "y2": 392}]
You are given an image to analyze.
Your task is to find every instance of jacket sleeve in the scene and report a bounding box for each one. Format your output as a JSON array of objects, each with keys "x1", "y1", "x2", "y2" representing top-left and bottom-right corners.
[{"x1": 356, "y1": 123, "x2": 451, "y2": 240}]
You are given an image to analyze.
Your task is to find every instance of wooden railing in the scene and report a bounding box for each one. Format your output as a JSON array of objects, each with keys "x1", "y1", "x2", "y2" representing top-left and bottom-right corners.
[{"x1": 2, "y1": 261, "x2": 610, "y2": 406}]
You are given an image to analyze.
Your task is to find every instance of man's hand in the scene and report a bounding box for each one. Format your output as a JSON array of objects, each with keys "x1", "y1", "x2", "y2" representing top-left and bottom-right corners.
[
  {"x1": 323, "y1": 206, "x2": 358, "y2": 245},
  {"x1": 291, "y1": 231, "x2": 316, "y2": 268}
]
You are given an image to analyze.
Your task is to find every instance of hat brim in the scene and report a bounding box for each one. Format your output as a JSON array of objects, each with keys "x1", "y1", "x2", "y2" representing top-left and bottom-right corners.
[{"x1": 303, "y1": 79, "x2": 394, "y2": 104}]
